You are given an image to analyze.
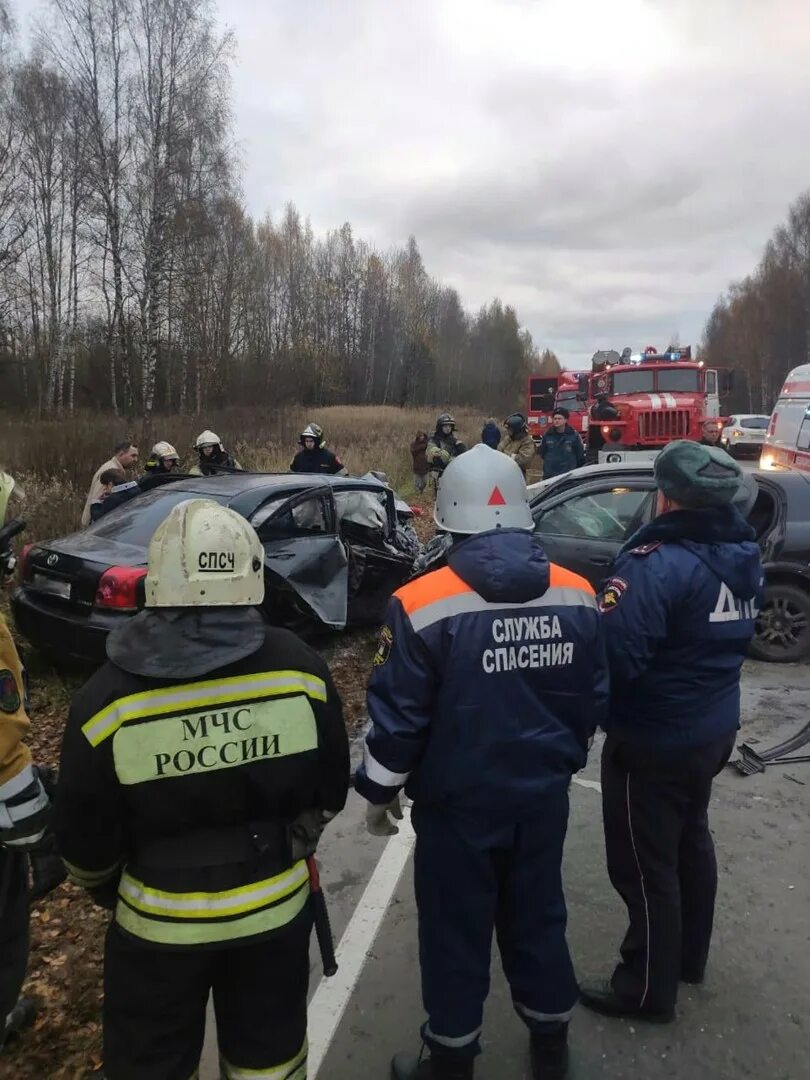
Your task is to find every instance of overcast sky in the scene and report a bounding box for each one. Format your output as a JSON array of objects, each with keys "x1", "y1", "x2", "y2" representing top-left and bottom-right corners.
[{"x1": 16, "y1": 0, "x2": 810, "y2": 365}]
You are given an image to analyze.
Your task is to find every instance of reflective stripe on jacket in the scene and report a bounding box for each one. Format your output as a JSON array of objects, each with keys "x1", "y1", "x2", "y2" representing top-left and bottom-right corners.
[
  {"x1": 55, "y1": 630, "x2": 349, "y2": 948},
  {"x1": 0, "y1": 616, "x2": 49, "y2": 848},
  {"x1": 355, "y1": 529, "x2": 608, "y2": 816}
]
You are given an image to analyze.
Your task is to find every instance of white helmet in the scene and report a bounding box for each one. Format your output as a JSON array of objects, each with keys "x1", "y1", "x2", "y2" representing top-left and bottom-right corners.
[
  {"x1": 145, "y1": 499, "x2": 265, "y2": 607},
  {"x1": 194, "y1": 430, "x2": 222, "y2": 450},
  {"x1": 434, "y1": 443, "x2": 533, "y2": 534},
  {"x1": 151, "y1": 441, "x2": 180, "y2": 461}
]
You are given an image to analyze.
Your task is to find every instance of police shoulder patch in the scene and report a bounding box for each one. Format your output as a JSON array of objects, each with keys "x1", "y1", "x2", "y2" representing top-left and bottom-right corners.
[
  {"x1": 373, "y1": 625, "x2": 393, "y2": 667},
  {"x1": 598, "y1": 577, "x2": 628, "y2": 614},
  {"x1": 0, "y1": 669, "x2": 21, "y2": 713},
  {"x1": 629, "y1": 541, "x2": 662, "y2": 556}
]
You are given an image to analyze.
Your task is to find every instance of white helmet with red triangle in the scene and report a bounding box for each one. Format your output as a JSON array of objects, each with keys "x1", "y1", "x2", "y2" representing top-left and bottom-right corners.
[{"x1": 434, "y1": 443, "x2": 533, "y2": 534}]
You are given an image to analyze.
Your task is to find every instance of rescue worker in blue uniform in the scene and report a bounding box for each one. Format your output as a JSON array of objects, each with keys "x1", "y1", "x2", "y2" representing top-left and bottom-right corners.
[
  {"x1": 580, "y1": 440, "x2": 763, "y2": 1023},
  {"x1": 354, "y1": 444, "x2": 609, "y2": 1080},
  {"x1": 54, "y1": 500, "x2": 349, "y2": 1079}
]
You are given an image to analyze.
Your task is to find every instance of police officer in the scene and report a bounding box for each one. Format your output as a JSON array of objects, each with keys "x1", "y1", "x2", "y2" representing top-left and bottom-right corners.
[
  {"x1": 580, "y1": 441, "x2": 762, "y2": 1023},
  {"x1": 290, "y1": 423, "x2": 347, "y2": 474},
  {"x1": 355, "y1": 445, "x2": 608, "y2": 1080},
  {"x1": 54, "y1": 500, "x2": 349, "y2": 1079},
  {"x1": 0, "y1": 472, "x2": 52, "y2": 1053}
]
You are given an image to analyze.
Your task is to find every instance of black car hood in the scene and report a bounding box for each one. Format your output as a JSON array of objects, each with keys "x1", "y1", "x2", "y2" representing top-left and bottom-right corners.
[{"x1": 107, "y1": 607, "x2": 265, "y2": 678}]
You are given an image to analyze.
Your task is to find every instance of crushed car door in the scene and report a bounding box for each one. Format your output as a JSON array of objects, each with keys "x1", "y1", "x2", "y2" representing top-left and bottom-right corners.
[
  {"x1": 251, "y1": 487, "x2": 349, "y2": 629},
  {"x1": 332, "y1": 484, "x2": 415, "y2": 625},
  {"x1": 533, "y1": 481, "x2": 656, "y2": 588}
]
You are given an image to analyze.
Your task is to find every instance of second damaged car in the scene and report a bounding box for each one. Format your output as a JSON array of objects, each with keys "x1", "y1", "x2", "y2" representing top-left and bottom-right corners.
[{"x1": 12, "y1": 473, "x2": 416, "y2": 665}]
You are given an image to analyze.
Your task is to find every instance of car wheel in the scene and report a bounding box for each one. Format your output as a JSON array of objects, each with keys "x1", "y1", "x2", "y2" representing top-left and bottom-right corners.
[{"x1": 751, "y1": 581, "x2": 810, "y2": 662}]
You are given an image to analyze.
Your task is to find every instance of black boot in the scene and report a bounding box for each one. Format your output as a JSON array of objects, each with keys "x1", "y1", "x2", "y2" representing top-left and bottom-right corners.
[
  {"x1": 530, "y1": 1025, "x2": 568, "y2": 1080},
  {"x1": 391, "y1": 1049, "x2": 474, "y2": 1080},
  {"x1": 1, "y1": 997, "x2": 37, "y2": 1051},
  {"x1": 579, "y1": 980, "x2": 674, "y2": 1023}
]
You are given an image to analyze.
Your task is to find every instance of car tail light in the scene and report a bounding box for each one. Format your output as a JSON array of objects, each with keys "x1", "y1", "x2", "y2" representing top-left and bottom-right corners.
[
  {"x1": 95, "y1": 566, "x2": 147, "y2": 611},
  {"x1": 19, "y1": 544, "x2": 32, "y2": 581}
]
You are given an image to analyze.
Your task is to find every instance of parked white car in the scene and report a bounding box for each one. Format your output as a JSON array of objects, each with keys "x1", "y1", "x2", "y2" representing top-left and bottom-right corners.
[{"x1": 721, "y1": 414, "x2": 770, "y2": 457}]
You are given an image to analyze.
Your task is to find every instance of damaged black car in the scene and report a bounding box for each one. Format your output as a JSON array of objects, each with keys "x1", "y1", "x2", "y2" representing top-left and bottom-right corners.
[{"x1": 12, "y1": 473, "x2": 417, "y2": 665}]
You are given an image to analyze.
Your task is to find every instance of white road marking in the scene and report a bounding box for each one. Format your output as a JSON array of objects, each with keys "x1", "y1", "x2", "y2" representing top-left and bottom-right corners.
[
  {"x1": 572, "y1": 776, "x2": 602, "y2": 793},
  {"x1": 308, "y1": 807, "x2": 417, "y2": 1078},
  {"x1": 308, "y1": 779, "x2": 601, "y2": 1075}
]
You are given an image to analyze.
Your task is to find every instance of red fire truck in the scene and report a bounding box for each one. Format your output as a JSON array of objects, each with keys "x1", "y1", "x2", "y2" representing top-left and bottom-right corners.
[
  {"x1": 587, "y1": 345, "x2": 726, "y2": 461},
  {"x1": 526, "y1": 371, "x2": 590, "y2": 443}
]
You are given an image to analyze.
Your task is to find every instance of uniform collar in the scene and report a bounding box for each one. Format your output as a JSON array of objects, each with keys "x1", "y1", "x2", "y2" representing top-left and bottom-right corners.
[{"x1": 106, "y1": 608, "x2": 265, "y2": 678}]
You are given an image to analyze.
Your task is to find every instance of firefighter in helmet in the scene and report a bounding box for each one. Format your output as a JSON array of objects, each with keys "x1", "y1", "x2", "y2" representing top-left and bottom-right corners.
[
  {"x1": 426, "y1": 413, "x2": 465, "y2": 485},
  {"x1": 190, "y1": 431, "x2": 241, "y2": 476},
  {"x1": 54, "y1": 499, "x2": 349, "y2": 1079},
  {"x1": 143, "y1": 441, "x2": 181, "y2": 475},
  {"x1": 498, "y1": 413, "x2": 536, "y2": 476},
  {"x1": 290, "y1": 423, "x2": 347, "y2": 475}
]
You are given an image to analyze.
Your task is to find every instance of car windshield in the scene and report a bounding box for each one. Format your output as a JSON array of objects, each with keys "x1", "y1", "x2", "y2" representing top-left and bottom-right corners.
[
  {"x1": 611, "y1": 371, "x2": 654, "y2": 394},
  {"x1": 88, "y1": 486, "x2": 229, "y2": 547},
  {"x1": 740, "y1": 417, "x2": 769, "y2": 429},
  {"x1": 656, "y1": 369, "x2": 700, "y2": 392}
]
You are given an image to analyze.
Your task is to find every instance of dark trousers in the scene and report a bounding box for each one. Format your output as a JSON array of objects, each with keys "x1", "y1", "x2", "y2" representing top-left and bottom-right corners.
[
  {"x1": 0, "y1": 851, "x2": 30, "y2": 1028},
  {"x1": 103, "y1": 913, "x2": 311, "y2": 1080},
  {"x1": 413, "y1": 793, "x2": 578, "y2": 1060},
  {"x1": 601, "y1": 731, "x2": 736, "y2": 1014}
]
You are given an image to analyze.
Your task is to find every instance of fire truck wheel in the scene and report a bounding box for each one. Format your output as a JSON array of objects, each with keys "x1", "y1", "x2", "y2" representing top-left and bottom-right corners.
[{"x1": 751, "y1": 581, "x2": 810, "y2": 663}]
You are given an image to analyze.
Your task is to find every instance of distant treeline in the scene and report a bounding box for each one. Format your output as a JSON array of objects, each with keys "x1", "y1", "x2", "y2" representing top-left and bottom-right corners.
[
  {"x1": 0, "y1": 0, "x2": 540, "y2": 418},
  {"x1": 704, "y1": 187, "x2": 810, "y2": 412}
]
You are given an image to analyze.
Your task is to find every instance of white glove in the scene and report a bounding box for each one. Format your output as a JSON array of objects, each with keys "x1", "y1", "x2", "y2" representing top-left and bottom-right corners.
[{"x1": 365, "y1": 795, "x2": 404, "y2": 836}]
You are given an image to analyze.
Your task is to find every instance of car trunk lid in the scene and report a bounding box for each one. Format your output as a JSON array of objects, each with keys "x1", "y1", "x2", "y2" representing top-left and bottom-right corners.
[{"x1": 25, "y1": 534, "x2": 146, "y2": 608}]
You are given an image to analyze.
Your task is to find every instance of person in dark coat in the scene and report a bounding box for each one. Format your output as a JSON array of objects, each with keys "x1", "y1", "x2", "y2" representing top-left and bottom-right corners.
[
  {"x1": 538, "y1": 409, "x2": 585, "y2": 479},
  {"x1": 411, "y1": 431, "x2": 430, "y2": 494},
  {"x1": 580, "y1": 441, "x2": 763, "y2": 1024},
  {"x1": 290, "y1": 423, "x2": 347, "y2": 475},
  {"x1": 356, "y1": 445, "x2": 608, "y2": 1080},
  {"x1": 480, "y1": 419, "x2": 501, "y2": 450}
]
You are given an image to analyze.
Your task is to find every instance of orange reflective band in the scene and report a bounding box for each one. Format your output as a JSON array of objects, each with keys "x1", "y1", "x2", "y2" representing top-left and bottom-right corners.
[
  {"x1": 395, "y1": 566, "x2": 474, "y2": 617},
  {"x1": 548, "y1": 563, "x2": 595, "y2": 596}
]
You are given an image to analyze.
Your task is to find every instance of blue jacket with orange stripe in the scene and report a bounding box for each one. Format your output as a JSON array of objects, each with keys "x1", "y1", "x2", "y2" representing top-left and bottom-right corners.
[{"x1": 355, "y1": 528, "x2": 608, "y2": 815}]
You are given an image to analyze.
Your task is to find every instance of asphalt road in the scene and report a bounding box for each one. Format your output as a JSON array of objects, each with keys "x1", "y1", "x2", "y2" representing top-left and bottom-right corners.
[{"x1": 201, "y1": 659, "x2": 809, "y2": 1080}]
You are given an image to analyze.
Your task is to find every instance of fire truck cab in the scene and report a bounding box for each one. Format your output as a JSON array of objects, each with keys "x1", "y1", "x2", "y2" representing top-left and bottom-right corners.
[
  {"x1": 589, "y1": 346, "x2": 722, "y2": 462},
  {"x1": 526, "y1": 372, "x2": 590, "y2": 444}
]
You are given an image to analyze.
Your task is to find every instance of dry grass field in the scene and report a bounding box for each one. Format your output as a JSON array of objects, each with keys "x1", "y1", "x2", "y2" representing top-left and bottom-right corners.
[
  {"x1": 2, "y1": 404, "x2": 522, "y2": 1077},
  {"x1": 0, "y1": 405, "x2": 495, "y2": 544}
]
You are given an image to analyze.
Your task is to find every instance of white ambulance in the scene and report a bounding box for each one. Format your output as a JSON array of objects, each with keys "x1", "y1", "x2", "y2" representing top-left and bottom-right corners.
[{"x1": 760, "y1": 363, "x2": 810, "y2": 472}]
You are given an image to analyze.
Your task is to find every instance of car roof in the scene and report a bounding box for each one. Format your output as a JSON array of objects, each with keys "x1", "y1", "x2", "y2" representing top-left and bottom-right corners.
[
  {"x1": 527, "y1": 461, "x2": 656, "y2": 498},
  {"x1": 149, "y1": 471, "x2": 387, "y2": 498}
]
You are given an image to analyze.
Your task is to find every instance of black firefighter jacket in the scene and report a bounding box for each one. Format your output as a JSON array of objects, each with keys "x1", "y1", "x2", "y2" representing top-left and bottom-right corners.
[{"x1": 54, "y1": 628, "x2": 349, "y2": 949}]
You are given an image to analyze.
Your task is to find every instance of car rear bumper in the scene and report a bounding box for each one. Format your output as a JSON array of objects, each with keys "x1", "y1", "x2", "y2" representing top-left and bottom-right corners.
[
  {"x1": 11, "y1": 586, "x2": 126, "y2": 666},
  {"x1": 727, "y1": 441, "x2": 764, "y2": 457}
]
